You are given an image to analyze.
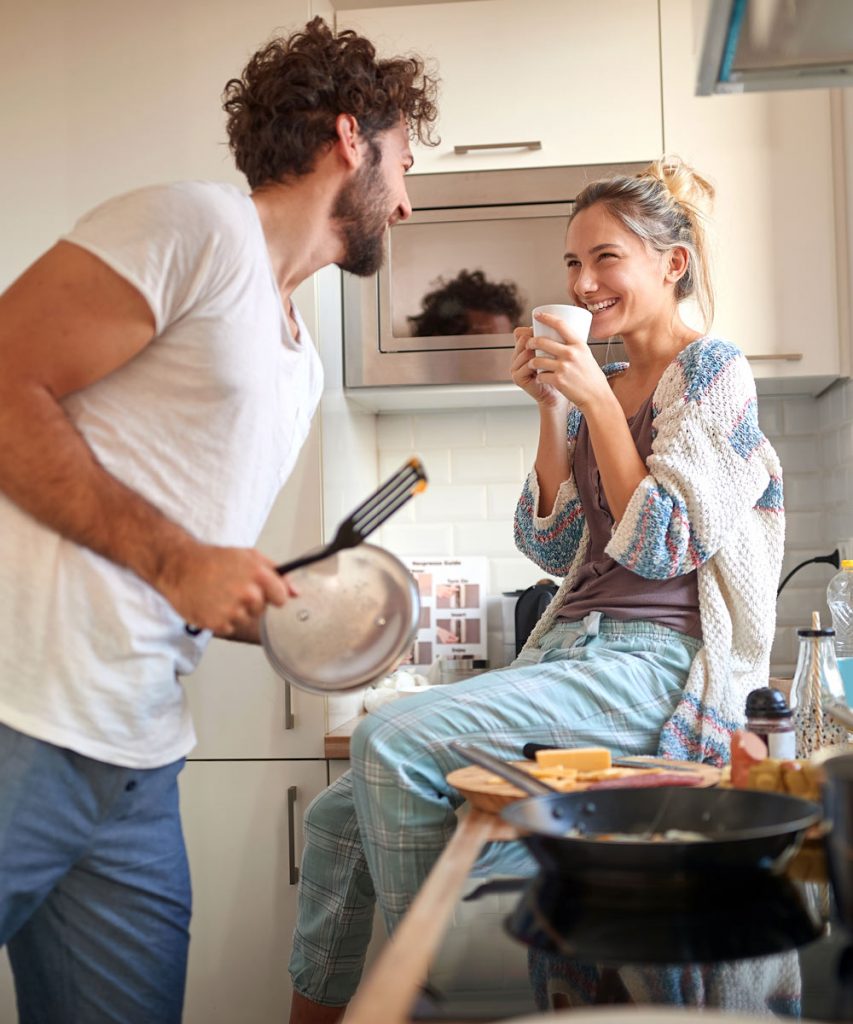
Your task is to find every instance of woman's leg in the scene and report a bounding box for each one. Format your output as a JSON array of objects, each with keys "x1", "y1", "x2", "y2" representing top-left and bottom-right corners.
[
  {"x1": 289, "y1": 772, "x2": 378, "y2": 1009},
  {"x1": 350, "y1": 618, "x2": 697, "y2": 932},
  {"x1": 290, "y1": 619, "x2": 698, "y2": 1011}
]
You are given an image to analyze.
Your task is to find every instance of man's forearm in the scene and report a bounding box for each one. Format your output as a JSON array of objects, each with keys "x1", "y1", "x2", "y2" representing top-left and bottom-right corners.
[{"x1": 0, "y1": 383, "x2": 192, "y2": 590}]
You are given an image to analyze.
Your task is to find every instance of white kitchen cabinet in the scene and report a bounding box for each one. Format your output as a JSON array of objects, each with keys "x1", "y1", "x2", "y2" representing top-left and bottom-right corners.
[
  {"x1": 337, "y1": 0, "x2": 663, "y2": 173},
  {"x1": 180, "y1": 759, "x2": 328, "y2": 1024},
  {"x1": 660, "y1": 0, "x2": 841, "y2": 387}
]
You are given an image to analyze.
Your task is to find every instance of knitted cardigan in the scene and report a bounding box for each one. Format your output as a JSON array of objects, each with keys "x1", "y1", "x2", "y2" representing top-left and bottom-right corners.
[{"x1": 513, "y1": 337, "x2": 785, "y2": 766}]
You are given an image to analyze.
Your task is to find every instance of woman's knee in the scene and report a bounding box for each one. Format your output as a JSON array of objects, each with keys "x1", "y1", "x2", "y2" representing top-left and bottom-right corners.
[{"x1": 303, "y1": 773, "x2": 357, "y2": 839}]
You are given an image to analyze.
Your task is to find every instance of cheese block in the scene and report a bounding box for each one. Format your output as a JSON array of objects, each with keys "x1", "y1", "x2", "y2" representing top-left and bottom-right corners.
[{"x1": 534, "y1": 746, "x2": 611, "y2": 771}]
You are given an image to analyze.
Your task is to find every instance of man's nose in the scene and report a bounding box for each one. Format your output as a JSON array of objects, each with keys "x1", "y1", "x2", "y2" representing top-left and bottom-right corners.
[{"x1": 396, "y1": 189, "x2": 413, "y2": 223}]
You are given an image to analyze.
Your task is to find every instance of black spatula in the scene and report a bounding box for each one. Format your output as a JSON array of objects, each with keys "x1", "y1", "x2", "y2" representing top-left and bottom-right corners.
[
  {"x1": 186, "y1": 457, "x2": 427, "y2": 634},
  {"x1": 275, "y1": 456, "x2": 427, "y2": 576}
]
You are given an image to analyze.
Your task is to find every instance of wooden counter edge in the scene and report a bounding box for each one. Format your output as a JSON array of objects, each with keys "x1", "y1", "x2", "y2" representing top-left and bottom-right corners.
[{"x1": 325, "y1": 714, "x2": 366, "y2": 759}]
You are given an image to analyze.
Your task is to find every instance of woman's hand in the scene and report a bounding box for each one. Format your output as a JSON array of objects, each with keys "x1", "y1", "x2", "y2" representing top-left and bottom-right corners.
[
  {"x1": 510, "y1": 326, "x2": 566, "y2": 408},
  {"x1": 525, "y1": 311, "x2": 610, "y2": 412}
]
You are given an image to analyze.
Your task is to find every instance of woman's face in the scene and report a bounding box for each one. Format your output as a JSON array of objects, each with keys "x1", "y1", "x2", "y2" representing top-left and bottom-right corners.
[{"x1": 564, "y1": 202, "x2": 675, "y2": 340}]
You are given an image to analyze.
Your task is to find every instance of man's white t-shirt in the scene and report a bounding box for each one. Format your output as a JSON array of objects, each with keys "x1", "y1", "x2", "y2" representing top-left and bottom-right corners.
[{"x1": 0, "y1": 182, "x2": 323, "y2": 768}]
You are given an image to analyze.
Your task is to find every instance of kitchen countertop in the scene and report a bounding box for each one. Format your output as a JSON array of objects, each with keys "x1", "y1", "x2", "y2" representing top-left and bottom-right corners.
[{"x1": 325, "y1": 714, "x2": 365, "y2": 759}]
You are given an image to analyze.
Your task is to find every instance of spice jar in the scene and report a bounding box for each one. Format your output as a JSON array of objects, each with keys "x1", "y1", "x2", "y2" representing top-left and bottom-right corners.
[
  {"x1": 745, "y1": 687, "x2": 796, "y2": 759},
  {"x1": 791, "y1": 627, "x2": 849, "y2": 757}
]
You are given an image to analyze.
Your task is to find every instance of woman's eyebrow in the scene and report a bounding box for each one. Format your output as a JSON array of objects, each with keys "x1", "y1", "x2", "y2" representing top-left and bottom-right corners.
[{"x1": 564, "y1": 242, "x2": 623, "y2": 260}]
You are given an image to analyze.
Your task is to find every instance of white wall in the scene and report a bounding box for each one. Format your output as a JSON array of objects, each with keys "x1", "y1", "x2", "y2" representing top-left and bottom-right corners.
[{"x1": 373, "y1": 389, "x2": 853, "y2": 680}]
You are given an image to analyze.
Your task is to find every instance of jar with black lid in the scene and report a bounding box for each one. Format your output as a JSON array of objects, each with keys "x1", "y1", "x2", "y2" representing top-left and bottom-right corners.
[{"x1": 745, "y1": 686, "x2": 796, "y2": 759}]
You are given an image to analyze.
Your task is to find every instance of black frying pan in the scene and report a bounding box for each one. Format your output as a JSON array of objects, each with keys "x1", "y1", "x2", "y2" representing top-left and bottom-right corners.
[
  {"x1": 449, "y1": 742, "x2": 821, "y2": 882},
  {"x1": 502, "y1": 787, "x2": 821, "y2": 881}
]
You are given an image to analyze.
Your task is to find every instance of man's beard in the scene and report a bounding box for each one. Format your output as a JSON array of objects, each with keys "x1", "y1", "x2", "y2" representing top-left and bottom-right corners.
[{"x1": 332, "y1": 157, "x2": 391, "y2": 277}]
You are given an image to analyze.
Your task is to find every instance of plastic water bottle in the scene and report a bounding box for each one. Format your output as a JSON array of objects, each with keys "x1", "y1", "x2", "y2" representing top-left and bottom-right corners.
[{"x1": 827, "y1": 559, "x2": 853, "y2": 703}]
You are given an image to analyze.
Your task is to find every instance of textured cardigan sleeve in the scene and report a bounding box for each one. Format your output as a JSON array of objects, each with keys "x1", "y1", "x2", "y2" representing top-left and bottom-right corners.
[
  {"x1": 513, "y1": 406, "x2": 587, "y2": 576},
  {"x1": 606, "y1": 339, "x2": 782, "y2": 579}
]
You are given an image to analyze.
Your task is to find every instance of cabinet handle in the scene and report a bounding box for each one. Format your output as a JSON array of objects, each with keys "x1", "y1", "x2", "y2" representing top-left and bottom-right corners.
[
  {"x1": 746, "y1": 353, "x2": 803, "y2": 362},
  {"x1": 284, "y1": 681, "x2": 295, "y2": 731},
  {"x1": 453, "y1": 140, "x2": 542, "y2": 154},
  {"x1": 287, "y1": 785, "x2": 299, "y2": 885}
]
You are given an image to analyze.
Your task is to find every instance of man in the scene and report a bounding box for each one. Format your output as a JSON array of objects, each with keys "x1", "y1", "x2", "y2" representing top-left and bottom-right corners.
[{"x1": 0, "y1": 17, "x2": 437, "y2": 1023}]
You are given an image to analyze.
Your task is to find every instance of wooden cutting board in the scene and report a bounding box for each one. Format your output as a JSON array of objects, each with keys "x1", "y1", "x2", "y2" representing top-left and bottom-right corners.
[{"x1": 446, "y1": 758, "x2": 721, "y2": 815}]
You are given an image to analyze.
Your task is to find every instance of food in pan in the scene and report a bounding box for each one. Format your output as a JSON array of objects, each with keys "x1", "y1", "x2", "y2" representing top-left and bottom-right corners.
[
  {"x1": 563, "y1": 827, "x2": 710, "y2": 843},
  {"x1": 729, "y1": 729, "x2": 823, "y2": 800}
]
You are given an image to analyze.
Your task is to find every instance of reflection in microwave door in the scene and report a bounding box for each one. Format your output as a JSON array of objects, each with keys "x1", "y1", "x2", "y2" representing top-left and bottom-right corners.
[{"x1": 406, "y1": 268, "x2": 524, "y2": 339}]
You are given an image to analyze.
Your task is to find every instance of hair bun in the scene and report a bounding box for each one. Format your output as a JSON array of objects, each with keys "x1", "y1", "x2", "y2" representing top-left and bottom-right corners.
[{"x1": 644, "y1": 155, "x2": 715, "y2": 222}]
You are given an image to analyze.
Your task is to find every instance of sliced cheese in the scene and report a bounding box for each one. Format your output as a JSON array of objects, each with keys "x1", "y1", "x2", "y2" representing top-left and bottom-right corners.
[{"x1": 534, "y1": 746, "x2": 611, "y2": 771}]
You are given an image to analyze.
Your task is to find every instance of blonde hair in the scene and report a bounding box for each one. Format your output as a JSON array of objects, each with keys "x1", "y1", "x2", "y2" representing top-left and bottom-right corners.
[{"x1": 569, "y1": 156, "x2": 716, "y2": 330}]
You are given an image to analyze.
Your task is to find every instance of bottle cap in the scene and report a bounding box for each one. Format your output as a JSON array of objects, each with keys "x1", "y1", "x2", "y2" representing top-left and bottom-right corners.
[
  {"x1": 842, "y1": 559, "x2": 853, "y2": 569},
  {"x1": 745, "y1": 686, "x2": 792, "y2": 719},
  {"x1": 797, "y1": 628, "x2": 835, "y2": 637}
]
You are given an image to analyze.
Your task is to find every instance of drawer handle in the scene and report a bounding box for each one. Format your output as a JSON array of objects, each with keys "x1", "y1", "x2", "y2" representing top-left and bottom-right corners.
[
  {"x1": 453, "y1": 140, "x2": 542, "y2": 154},
  {"x1": 284, "y1": 681, "x2": 295, "y2": 731},
  {"x1": 746, "y1": 353, "x2": 803, "y2": 362},
  {"x1": 287, "y1": 785, "x2": 299, "y2": 885}
]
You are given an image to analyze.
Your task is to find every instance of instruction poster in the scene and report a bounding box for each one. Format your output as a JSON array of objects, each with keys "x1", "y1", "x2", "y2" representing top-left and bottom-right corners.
[{"x1": 402, "y1": 556, "x2": 489, "y2": 667}]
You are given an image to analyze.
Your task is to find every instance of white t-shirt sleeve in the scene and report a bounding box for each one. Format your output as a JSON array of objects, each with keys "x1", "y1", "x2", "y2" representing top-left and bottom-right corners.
[{"x1": 61, "y1": 182, "x2": 249, "y2": 335}]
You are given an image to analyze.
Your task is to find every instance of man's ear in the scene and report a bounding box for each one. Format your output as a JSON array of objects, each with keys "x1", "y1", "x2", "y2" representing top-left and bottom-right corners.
[
  {"x1": 665, "y1": 245, "x2": 690, "y2": 285},
  {"x1": 335, "y1": 113, "x2": 362, "y2": 170}
]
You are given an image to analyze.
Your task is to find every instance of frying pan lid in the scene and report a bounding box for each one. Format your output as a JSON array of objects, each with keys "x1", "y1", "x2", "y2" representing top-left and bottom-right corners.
[{"x1": 260, "y1": 543, "x2": 420, "y2": 694}]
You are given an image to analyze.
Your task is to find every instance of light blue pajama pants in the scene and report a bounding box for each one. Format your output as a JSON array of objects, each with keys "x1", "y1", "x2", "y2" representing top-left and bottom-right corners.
[{"x1": 289, "y1": 614, "x2": 702, "y2": 1006}]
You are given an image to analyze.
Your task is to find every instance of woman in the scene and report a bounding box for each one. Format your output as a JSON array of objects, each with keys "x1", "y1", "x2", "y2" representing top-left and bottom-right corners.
[{"x1": 288, "y1": 157, "x2": 784, "y2": 1023}]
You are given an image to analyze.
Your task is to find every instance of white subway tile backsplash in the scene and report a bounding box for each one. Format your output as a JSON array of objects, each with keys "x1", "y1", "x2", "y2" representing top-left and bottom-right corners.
[
  {"x1": 781, "y1": 397, "x2": 818, "y2": 435},
  {"x1": 484, "y1": 407, "x2": 540, "y2": 448},
  {"x1": 758, "y1": 398, "x2": 783, "y2": 437},
  {"x1": 413, "y1": 410, "x2": 486, "y2": 448},
  {"x1": 376, "y1": 414, "x2": 413, "y2": 449},
  {"x1": 782, "y1": 510, "x2": 825, "y2": 547},
  {"x1": 774, "y1": 437, "x2": 821, "y2": 469},
  {"x1": 415, "y1": 484, "x2": 486, "y2": 522},
  {"x1": 378, "y1": 522, "x2": 454, "y2": 556},
  {"x1": 841, "y1": 421, "x2": 853, "y2": 463},
  {"x1": 454, "y1": 521, "x2": 517, "y2": 557},
  {"x1": 487, "y1": 482, "x2": 524, "y2": 520},
  {"x1": 451, "y1": 446, "x2": 525, "y2": 483},
  {"x1": 489, "y1": 557, "x2": 551, "y2": 594},
  {"x1": 782, "y1": 474, "x2": 824, "y2": 512}
]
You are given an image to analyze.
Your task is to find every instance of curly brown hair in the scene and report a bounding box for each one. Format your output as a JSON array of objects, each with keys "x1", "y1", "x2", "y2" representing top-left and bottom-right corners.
[
  {"x1": 223, "y1": 17, "x2": 439, "y2": 188},
  {"x1": 408, "y1": 269, "x2": 524, "y2": 337}
]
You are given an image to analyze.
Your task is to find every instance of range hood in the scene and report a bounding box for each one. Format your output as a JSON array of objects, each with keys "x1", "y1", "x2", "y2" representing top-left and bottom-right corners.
[{"x1": 696, "y1": 0, "x2": 853, "y2": 95}]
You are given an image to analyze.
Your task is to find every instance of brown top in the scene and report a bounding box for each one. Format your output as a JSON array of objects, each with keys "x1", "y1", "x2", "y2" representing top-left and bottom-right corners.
[{"x1": 556, "y1": 394, "x2": 702, "y2": 640}]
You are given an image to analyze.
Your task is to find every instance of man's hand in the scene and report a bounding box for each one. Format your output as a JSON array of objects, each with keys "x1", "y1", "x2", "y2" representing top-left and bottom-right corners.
[{"x1": 157, "y1": 543, "x2": 298, "y2": 636}]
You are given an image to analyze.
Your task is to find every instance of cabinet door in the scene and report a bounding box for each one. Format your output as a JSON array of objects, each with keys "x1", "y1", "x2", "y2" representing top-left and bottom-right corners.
[
  {"x1": 185, "y1": 414, "x2": 327, "y2": 760},
  {"x1": 338, "y1": 0, "x2": 662, "y2": 173},
  {"x1": 180, "y1": 759, "x2": 328, "y2": 1024},
  {"x1": 660, "y1": 0, "x2": 839, "y2": 383}
]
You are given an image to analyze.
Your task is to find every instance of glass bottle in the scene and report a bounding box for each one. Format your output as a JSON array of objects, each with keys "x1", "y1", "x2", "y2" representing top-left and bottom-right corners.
[{"x1": 791, "y1": 627, "x2": 849, "y2": 758}]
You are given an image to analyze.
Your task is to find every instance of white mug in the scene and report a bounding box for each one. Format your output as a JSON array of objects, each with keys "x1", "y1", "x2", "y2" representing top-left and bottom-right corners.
[{"x1": 532, "y1": 304, "x2": 593, "y2": 360}]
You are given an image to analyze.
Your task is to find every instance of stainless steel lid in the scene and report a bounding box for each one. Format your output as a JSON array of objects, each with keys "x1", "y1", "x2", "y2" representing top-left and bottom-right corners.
[{"x1": 260, "y1": 543, "x2": 420, "y2": 694}]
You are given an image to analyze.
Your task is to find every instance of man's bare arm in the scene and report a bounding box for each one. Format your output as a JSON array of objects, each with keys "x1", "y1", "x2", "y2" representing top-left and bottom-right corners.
[{"x1": 0, "y1": 242, "x2": 291, "y2": 634}]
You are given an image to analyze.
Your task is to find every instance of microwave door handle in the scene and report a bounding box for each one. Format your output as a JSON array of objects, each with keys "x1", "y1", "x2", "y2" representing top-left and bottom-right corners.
[{"x1": 453, "y1": 141, "x2": 542, "y2": 154}]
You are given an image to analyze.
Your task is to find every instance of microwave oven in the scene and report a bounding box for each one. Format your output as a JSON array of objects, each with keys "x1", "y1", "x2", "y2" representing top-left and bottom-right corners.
[{"x1": 342, "y1": 161, "x2": 648, "y2": 392}]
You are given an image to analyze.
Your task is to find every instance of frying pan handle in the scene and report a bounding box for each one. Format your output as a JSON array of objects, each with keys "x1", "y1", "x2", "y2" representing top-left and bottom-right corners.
[{"x1": 448, "y1": 741, "x2": 556, "y2": 796}]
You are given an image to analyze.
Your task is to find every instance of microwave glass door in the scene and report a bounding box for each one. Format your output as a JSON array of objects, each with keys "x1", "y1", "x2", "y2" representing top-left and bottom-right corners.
[{"x1": 379, "y1": 202, "x2": 574, "y2": 353}]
